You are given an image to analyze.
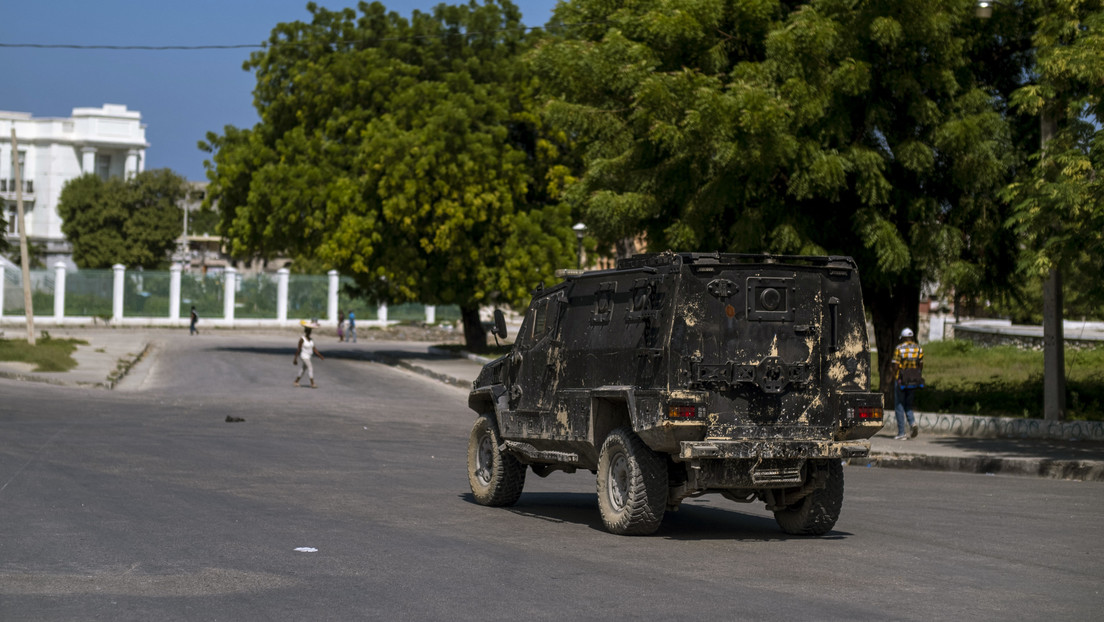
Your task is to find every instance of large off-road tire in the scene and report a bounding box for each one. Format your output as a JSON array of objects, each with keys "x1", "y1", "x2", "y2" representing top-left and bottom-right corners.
[
  {"x1": 467, "y1": 415, "x2": 526, "y2": 506},
  {"x1": 773, "y1": 459, "x2": 844, "y2": 536},
  {"x1": 596, "y1": 428, "x2": 668, "y2": 535}
]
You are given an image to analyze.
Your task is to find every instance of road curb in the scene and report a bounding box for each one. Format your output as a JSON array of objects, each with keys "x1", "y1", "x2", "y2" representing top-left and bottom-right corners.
[
  {"x1": 426, "y1": 346, "x2": 493, "y2": 365},
  {"x1": 105, "y1": 343, "x2": 154, "y2": 389},
  {"x1": 395, "y1": 359, "x2": 471, "y2": 390},
  {"x1": 853, "y1": 453, "x2": 1104, "y2": 482},
  {"x1": 361, "y1": 350, "x2": 472, "y2": 390},
  {"x1": 0, "y1": 369, "x2": 73, "y2": 387}
]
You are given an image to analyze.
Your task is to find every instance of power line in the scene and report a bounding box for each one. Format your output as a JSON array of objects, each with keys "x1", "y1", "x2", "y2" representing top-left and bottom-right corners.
[
  {"x1": 0, "y1": 43, "x2": 262, "y2": 50},
  {"x1": 0, "y1": 22, "x2": 602, "y2": 52}
]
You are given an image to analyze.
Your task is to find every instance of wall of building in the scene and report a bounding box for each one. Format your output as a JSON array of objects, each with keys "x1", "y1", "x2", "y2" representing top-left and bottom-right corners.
[{"x1": 1, "y1": 104, "x2": 148, "y2": 267}]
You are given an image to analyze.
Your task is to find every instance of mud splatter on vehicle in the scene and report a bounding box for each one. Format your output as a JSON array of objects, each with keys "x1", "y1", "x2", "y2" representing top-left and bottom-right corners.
[{"x1": 466, "y1": 252, "x2": 883, "y2": 536}]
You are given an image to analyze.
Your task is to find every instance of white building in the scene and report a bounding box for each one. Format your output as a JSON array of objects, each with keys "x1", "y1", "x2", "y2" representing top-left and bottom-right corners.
[{"x1": 1, "y1": 104, "x2": 148, "y2": 267}]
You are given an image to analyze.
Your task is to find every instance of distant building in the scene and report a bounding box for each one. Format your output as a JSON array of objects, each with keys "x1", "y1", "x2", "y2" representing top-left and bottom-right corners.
[
  {"x1": 173, "y1": 181, "x2": 228, "y2": 274},
  {"x1": 1, "y1": 104, "x2": 149, "y2": 267}
]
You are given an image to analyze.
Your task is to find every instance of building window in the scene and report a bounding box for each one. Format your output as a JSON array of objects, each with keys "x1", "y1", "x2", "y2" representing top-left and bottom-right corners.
[
  {"x1": 96, "y1": 154, "x2": 112, "y2": 180},
  {"x1": 5, "y1": 206, "x2": 18, "y2": 235},
  {"x1": 7, "y1": 151, "x2": 27, "y2": 191}
]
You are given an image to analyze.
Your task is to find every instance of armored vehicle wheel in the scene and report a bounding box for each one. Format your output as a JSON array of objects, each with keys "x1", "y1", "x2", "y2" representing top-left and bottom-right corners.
[
  {"x1": 468, "y1": 415, "x2": 526, "y2": 506},
  {"x1": 773, "y1": 459, "x2": 844, "y2": 536},
  {"x1": 596, "y1": 428, "x2": 668, "y2": 535}
]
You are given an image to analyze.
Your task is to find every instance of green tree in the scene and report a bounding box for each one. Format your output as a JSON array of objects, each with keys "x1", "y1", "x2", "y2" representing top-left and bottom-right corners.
[
  {"x1": 57, "y1": 169, "x2": 186, "y2": 269},
  {"x1": 1005, "y1": 0, "x2": 1104, "y2": 306},
  {"x1": 534, "y1": 0, "x2": 1027, "y2": 394},
  {"x1": 202, "y1": 0, "x2": 575, "y2": 349},
  {"x1": 188, "y1": 206, "x2": 221, "y2": 237}
]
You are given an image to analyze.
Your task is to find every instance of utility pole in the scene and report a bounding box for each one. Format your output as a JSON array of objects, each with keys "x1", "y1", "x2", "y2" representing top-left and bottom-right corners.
[
  {"x1": 11, "y1": 129, "x2": 35, "y2": 345},
  {"x1": 976, "y1": 1, "x2": 1064, "y2": 422},
  {"x1": 1040, "y1": 110, "x2": 1064, "y2": 421}
]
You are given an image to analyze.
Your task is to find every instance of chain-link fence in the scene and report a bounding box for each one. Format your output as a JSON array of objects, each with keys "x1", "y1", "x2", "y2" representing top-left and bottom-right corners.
[
  {"x1": 64, "y1": 269, "x2": 113, "y2": 318},
  {"x1": 2, "y1": 269, "x2": 54, "y2": 316},
  {"x1": 180, "y1": 271, "x2": 225, "y2": 320},
  {"x1": 1, "y1": 266, "x2": 455, "y2": 325},
  {"x1": 236, "y1": 272, "x2": 279, "y2": 319},
  {"x1": 123, "y1": 269, "x2": 172, "y2": 318},
  {"x1": 288, "y1": 273, "x2": 328, "y2": 321}
]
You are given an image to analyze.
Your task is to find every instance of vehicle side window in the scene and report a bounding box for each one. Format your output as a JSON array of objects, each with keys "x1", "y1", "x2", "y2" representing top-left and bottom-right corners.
[
  {"x1": 527, "y1": 297, "x2": 560, "y2": 344},
  {"x1": 515, "y1": 301, "x2": 542, "y2": 347},
  {"x1": 533, "y1": 300, "x2": 548, "y2": 339}
]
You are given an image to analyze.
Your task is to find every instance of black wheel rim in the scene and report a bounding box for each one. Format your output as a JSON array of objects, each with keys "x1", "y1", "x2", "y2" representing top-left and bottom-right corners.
[{"x1": 476, "y1": 433, "x2": 494, "y2": 486}]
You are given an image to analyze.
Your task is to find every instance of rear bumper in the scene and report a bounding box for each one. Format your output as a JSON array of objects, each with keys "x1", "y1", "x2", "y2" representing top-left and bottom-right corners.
[{"x1": 678, "y1": 439, "x2": 870, "y2": 460}]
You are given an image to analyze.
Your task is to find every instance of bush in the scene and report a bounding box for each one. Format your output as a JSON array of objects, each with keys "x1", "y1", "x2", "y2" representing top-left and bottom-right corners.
[{"x1": 875, "y1": 340, "x2": 1104, "y2": 420}]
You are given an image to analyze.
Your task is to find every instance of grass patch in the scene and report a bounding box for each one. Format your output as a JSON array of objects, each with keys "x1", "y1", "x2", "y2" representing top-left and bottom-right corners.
[
  {"x1": 875, "y1": 340, "x2": 1104, "y2": 421},
  {"x1": 0, "y1": 334, "x2": 89, "y2": 372}
]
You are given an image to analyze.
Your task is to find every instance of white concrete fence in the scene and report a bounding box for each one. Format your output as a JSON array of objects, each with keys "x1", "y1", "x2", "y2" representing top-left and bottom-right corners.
[{"x1": 0, "y1": 263, "x2": 441, "y2": 329}]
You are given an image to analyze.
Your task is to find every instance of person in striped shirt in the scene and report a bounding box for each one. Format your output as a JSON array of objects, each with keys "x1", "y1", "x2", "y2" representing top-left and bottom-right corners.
[{"x1": 891, "y1": 327, "x2": 924, "y2": 440}]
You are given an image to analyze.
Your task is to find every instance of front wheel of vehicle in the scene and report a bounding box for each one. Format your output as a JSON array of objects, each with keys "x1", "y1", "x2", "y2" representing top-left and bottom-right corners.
[
  {"x1": 467, "y1": 415, "x2": 525, "y2": 506},
  {"x1": 596, "y1": 428, "x2": 667, "y2": 535},
  {"x1": 773, "y1": 459, "x2": 844, "y2": 536}
]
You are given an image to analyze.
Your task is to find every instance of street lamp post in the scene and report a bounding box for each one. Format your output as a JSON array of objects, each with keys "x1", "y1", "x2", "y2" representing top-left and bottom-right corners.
[{"x1": 572, "y1": 222, "x2": 587, "y2": 269}]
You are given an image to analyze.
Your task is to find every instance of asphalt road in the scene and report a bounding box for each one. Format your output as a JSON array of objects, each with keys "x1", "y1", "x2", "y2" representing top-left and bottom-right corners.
[{"x1": 2, "y1": 334, "x2": 1102, "y2": 620}]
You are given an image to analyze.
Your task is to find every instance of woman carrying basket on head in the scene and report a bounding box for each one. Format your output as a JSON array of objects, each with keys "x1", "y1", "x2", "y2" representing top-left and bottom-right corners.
[{"x1": 293, "y1": 320, "x2": 325, "y2": 388}]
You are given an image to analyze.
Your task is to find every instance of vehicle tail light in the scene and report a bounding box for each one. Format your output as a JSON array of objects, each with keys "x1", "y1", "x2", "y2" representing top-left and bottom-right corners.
[
  {"x1": 848, "y1": 406, "x2": 882, "y2": 421},
  {"x1": 668, "y1": 405, "x2": 703, "y2": 419}
]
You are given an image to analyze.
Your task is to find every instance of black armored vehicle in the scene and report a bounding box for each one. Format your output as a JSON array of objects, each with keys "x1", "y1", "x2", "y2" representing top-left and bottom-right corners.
[{"x1": 466, "y1": 252, "x2": 883, "y2": 535}]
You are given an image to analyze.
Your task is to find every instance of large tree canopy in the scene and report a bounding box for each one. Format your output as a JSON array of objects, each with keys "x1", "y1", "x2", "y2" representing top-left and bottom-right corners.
[
  {"x1": 202, "y1": 0, "x2": 576, "y2": 348},
  {"x1": 1005, "y1": 0, "x2": 1104, "y2": 303},
  {"x1": 533, "y1": 0, "x2": 1036, "y2": 394},
  {"x1": 57, "y1": 169, "x2": 186, "y2": 269}
]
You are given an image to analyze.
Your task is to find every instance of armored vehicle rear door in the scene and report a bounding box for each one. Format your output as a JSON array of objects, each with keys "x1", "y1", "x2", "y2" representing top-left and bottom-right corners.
[
  {"x1": 685, "y1": 260, "x2": 860, "y2": 433},
  {"x1": 509, "y1": 288, "x2": 565, "y2": 413}
]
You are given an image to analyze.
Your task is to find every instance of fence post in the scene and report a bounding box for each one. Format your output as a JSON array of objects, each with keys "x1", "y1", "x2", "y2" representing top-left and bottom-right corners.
[
  {"x1": 53, "y1": 262, "x2": 67, "y2": 322},
  {"x1": 223, "y1": 267, "x2": 237, "y2": 323},
  {"x1": 169, "y1": 264, "x2": 182, "y2": 321},
  {"x1": 425, "y1": 305, "x2": 436, "y2": 325},
  {"x1": 277, "y1": 268, "x2": 289, "y2": 324},
  {"x1": 327, "y1": 270, "x2": 338, "y2": 323},
  {"x1": 112, "y1": 264, "x2": 126, "y2": 322}
]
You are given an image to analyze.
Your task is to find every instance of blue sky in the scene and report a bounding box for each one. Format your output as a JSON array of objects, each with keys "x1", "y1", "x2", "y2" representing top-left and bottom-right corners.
[{"x1": 3, "y1": 0, "x2": 560, "y2": 182}]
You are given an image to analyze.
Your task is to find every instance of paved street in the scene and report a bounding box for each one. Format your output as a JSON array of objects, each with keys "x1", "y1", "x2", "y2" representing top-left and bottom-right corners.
[{"x1": 2, "y1": 333, "x2": 1102, "y2": 620}]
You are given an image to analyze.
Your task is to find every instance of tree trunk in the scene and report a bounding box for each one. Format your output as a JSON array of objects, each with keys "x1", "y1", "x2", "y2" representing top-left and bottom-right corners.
[
  {"x1": 866, "y1": 280, "x2": 921, "y2": 407},
  {"x1": 461, "y1": 306, "x2": 488, "y2": 352}
]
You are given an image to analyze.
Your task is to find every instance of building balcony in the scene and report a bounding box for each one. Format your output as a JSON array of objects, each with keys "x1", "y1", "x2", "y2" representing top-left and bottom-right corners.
[{"x1": 1, "y1": 179, "x2": 35, "y2": 200}]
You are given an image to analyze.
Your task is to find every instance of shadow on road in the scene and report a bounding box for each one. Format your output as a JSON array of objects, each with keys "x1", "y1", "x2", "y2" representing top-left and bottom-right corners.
[
  {"x1": 459, "y1": 491, "x2": 852, "y2": 541},
  {"x1": 211, "y1": 345, "x2": 452, "y2": 365}
]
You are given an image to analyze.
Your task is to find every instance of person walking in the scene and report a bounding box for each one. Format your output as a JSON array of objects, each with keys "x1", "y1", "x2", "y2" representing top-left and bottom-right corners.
[
  {"x1": 347, "y1": 311, "x2": 357, "y2": 343},
  {"x1": 337, "y1": 310, "x2": 346, "y2": 342},
  {"x1": 293, "y1": 322, "x2": 325, "y2": 388},
  {"x1": 891, "y1": 327, "x2": 924, "y2": 440},
  {"x1": 189, "y1": 306, "x2": 199, "y2": 335}
]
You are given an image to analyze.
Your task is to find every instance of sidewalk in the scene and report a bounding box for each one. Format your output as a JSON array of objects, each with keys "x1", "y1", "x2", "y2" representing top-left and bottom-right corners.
[
  {"x1": 0, "y1": 327, "x2": 152, "y2": 388},
  {"x1": 4, "y1": 327, "x2": 1103, "y2": 482}
]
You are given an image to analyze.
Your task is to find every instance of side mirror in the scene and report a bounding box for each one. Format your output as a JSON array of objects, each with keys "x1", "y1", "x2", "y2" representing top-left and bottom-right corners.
[{"x1": 492, "y1": 309, "x2": 508, "y2": 340}]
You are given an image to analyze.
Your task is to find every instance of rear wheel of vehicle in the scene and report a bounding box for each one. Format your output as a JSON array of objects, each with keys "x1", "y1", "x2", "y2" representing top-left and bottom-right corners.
[
  {"x1": 468, "y1": 415, "x2": 525, "y2": 506},
  {"x1": 596, "y1": 428, "x2": 667, "y2": 535},
  {"x1": 773, "y1": 459, "x2": 844, "y2": 536}
]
